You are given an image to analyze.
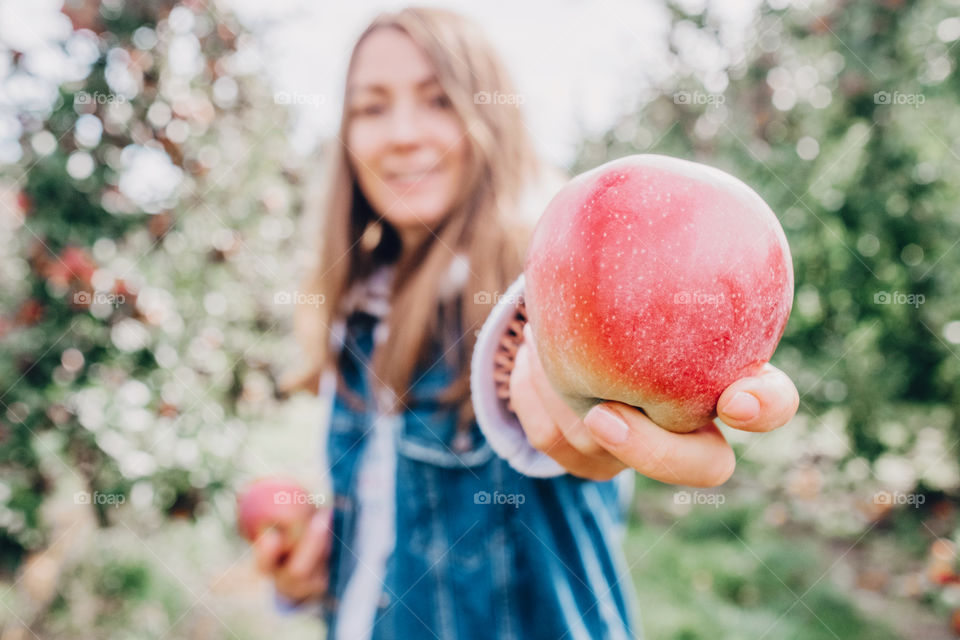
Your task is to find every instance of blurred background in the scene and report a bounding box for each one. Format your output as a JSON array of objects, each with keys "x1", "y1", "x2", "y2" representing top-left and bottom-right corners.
[{"x1": 1, "y1": 0, "x2": 959, "y2": 638}]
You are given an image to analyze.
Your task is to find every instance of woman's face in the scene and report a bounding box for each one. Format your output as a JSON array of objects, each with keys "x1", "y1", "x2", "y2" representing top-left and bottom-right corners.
[{"x1": 346, "y1": 28, "x2": 469, "y2": 242}]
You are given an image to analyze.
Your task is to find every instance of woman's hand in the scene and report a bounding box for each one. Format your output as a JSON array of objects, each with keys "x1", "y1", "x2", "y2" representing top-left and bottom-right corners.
[
  {"x1": 253, "y1": 509, "x2": 333, "y2": 605},
  {"x1": 509, "y1": 325, "x2": 799, "y2": 487}
]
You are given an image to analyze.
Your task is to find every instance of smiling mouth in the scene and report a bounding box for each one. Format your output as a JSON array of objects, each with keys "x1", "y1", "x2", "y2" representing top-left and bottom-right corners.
[{"x1": 385, "y1": 166, "x2": 444, "y2": 185}]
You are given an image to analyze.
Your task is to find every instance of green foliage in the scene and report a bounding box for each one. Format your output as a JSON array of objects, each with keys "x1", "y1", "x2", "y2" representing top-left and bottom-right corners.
[
  {"x1": 40, "y1": 533, "x2": 212, "y2": 638},
  {"x1": 0, "y1": 1, "x2": 302, "y2": 570}
]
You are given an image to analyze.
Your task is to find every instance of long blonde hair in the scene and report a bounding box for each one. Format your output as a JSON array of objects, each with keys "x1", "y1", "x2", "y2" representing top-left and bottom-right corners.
[{"x1": 284, "y1": 7, "x2": 540, "y2": 425}]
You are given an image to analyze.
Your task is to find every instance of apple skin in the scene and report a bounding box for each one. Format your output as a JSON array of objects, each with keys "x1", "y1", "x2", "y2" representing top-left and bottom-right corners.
[
  {"x1": 236, "y1": 478, "x2": 316, "y2": 549},
  {"x1": 523, "y1": 154, "x2": 794, "y2": 433}
]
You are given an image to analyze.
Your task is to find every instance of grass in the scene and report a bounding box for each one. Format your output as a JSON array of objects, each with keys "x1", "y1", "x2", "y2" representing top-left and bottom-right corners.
[{"x1": 624, "y1": 476, "x2": 909, "y2": 640}]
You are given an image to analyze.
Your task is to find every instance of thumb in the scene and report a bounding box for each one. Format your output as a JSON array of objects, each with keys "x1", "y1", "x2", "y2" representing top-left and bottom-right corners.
[
  {"x1": 583, "y1": 402, "x2": 735, "y2": 487},
  {"x1": 253, "y1": 529, "x2": 284, "y2": 575}
]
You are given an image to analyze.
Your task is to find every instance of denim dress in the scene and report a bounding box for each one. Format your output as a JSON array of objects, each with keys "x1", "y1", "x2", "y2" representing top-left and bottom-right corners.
[{"x1": 311, "y1": 271, "x2": 641, "y2": 640}]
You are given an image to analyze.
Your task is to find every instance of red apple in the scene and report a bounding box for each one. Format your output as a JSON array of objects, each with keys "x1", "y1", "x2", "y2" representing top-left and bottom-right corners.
[
  {"x1": 524, "y1": 154, "x2": 793, "y2": 433},
  {"x1": 236, "y1": 478, "x2": 317, "y2": 552}
]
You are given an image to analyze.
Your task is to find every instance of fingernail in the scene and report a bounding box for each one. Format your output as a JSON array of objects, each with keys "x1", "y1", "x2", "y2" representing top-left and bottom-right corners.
[
  {"x1": 585, "y1": 405, "x2": 629, "y2": 444},
  {"x1": 724, "y1": 391, "x2": 760, "y2": 422}
]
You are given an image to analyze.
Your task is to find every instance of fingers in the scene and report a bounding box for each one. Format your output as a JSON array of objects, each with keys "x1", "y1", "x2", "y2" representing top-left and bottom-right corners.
[
  {"x1": 285, "y1": 511, "x2": 332, "y2": 580},
  {"x1": 509, "y1": 324, "x2": 764, "y2": 486},
  {"x1": 717, "y1": 363, "x2": 799, "y2": 432},
  {"x1": 275, "y1": 565, "x2": 328, "y2": 605},
  {"x1": 253, "y1": 530, "x2": 284, "y2": 575},
  {"x1": 271, "y1": 511, "x2": 332, "y2": 603},
  {"x1": 510, "y1": 341, "x2": 593, "y2": 470},
  {"x1": 510, "y1": 339, "x2": 624, "y2": 481},
  {"x1": 522, "y1": 325, "x2": 615, "y2": 460},
  {"x1": 584, "y1": 402, "x2": 736, "y2": 487}
]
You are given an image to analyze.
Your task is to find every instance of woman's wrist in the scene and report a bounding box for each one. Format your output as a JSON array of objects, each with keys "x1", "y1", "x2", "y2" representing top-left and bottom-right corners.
[{"x1": 273, "y1": 586, "x2": 326, "y2": 615}]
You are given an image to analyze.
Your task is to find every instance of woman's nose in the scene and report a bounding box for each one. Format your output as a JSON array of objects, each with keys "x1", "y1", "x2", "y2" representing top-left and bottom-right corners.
[{"x1": 385, "y1": 102, "x2": 423, "y2": 148}]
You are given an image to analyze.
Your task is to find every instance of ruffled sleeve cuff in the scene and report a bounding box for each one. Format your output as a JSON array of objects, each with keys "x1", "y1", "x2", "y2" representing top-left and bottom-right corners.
[{"x1": 470, "y1": 274, "x2": 566, "y2": 478}]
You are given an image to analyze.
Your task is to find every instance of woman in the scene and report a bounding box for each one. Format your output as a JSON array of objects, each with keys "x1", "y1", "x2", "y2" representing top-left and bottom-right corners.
[{"x1": 254, "y1": 7, "x2": 799, "y2": 639}]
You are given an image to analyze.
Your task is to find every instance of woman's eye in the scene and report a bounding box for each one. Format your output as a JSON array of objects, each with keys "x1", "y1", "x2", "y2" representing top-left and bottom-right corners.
[
  {"x1": 428, "y1": 94, "x2": 452, "y2": 109},
  {"x1": 353, "y1": 103, "x2": 386, "y2": 117}
]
